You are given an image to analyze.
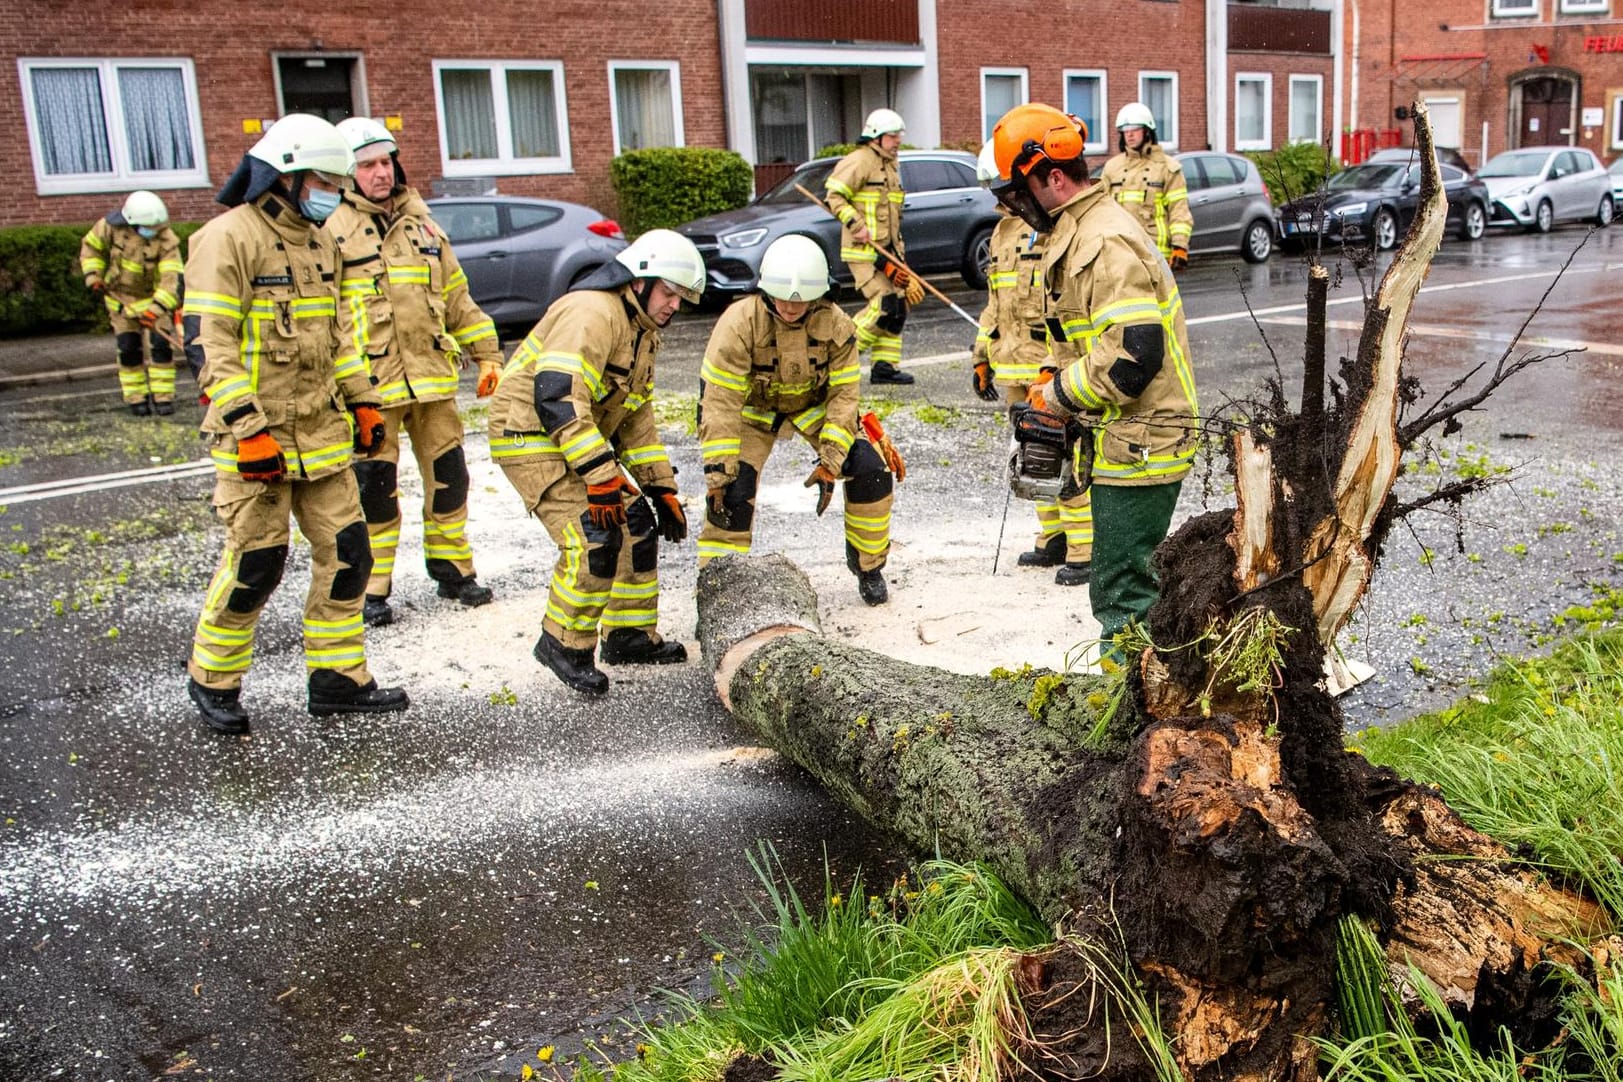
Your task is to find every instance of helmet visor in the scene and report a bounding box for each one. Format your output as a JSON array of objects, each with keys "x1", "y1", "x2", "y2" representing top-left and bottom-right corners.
[
  {"x1": 663, "y1": 279, "x2": 702, "y2": 304},
  {"x1": 991, "y1": 175, "x2": 1056, "y2": 234}
]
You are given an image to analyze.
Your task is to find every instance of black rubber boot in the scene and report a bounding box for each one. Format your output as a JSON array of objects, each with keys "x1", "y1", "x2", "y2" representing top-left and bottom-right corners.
[
  {"x1": 437, "y1": 577, "x2": 494, "y2": 608},
  {"x1": 129, "y1": 399, "x2": 152, "y2": 417},
  {"x1": 154, "y1": 400, "x2": 176, "y2": 416},
  {"x1": 869, "y1": 361, "x2": 915, "y2": 385},
  {"x1": 1055, "y1": 562, "x2": 1092, "y2": 587},
  {"x1": 858, "y1": 568, "x2": 889, "y2": 605},
  {"x1": 307, "y1": 670, "x2": 410, "y2": 717},
  {"x1": 534, "y1": 630, "x2": 609, "y2": 695},
  {"x1": 363, "y1": 595, "x2": 394, "y2": 627},
  {"x1": 1017, "y1": 533, "x2": 1067, "y2": 568},
  {"x1": 188, "y1": 678, "x2": 250, "y2": 735},
  {"x1": 599, "y1": 628, "x2": 687, "y2": 665}
]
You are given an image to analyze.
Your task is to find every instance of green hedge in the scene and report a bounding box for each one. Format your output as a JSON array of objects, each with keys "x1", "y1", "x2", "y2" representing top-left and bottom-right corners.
[
  {"x1": 609, "y1": 147, "x2": 753, "y2": 238},
  {"x1": 1243, "y1": 144, "x2": 1341, "y2": 205},
  {"x1": 0, "y1": 221, "x2": 202, "y2": 338}
]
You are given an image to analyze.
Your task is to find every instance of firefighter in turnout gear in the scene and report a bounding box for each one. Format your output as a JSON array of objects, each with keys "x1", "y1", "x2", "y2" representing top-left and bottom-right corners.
[
  {"x1": 970, "y1": 143, "x2": 1092, "y2": 585},
  {"x1": 991, "y1": 103, "x2": 1199, "y2": 659},
  {"x1": 487, "y1": 229, "x2": 703, "y2": 696},
  {"x1": 183, "y1": 114, "x2": 409, "y2": 733},
  {"x1": 328, "y1": 117, "x2": 501, "y2": 628},
  {"x1": 825, "y1": 107, "x2": 920, "y2": 385},
  {"x1": 698, "y1": 235, "x2": 894, "y2": 605},
  {"x1": 1098, "y1": 102, "x2": 1193, "y2": 271},
  {"x1": 79, "y1": 190, "x2": 184, "y2": 415}
]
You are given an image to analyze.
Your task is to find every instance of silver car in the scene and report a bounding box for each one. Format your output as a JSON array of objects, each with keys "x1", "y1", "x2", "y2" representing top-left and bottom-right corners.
[
  {"x1": 1175, "y1": 151, "x2": 1275, "y2": 262},
  {"x1": 426, "y1": 196, "x2": 629, "y2": 335},
  {"x1": 1478, "y1": 146, "x2": 1614, "y2": 233},
  {"x1": 1610, "y1": 156, "x2": 1623, "y2": 207}
]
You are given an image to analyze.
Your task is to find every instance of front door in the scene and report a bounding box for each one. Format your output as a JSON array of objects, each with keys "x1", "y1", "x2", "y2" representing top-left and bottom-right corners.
[
  {"x1": 1518, "y1": 77, "x2": 1574, "y2": 148},
  {"x1": 276, "y1": 55, "x2": 360, "y2": 123}
]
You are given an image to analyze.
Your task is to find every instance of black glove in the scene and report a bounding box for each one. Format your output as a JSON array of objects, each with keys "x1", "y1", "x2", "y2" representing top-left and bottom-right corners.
[
  {"x1": 644, "y1": 485, "x2": 688, "y2": 543},
  {"x1": 1012, "y1": 403, "x2": 1070, "y2": 448},
  {"x1": 972, "y1": 359, "x2": 999, "y2": 402}
]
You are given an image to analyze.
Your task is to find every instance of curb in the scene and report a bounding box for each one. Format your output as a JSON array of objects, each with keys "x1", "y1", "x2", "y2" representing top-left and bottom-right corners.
[{"x1": 0, "y1": 362, "x2": 120, "y2": 390}]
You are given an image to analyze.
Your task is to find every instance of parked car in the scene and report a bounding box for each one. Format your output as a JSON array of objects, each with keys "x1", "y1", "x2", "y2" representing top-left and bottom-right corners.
[
  {"x1": 676, "y1": 150, "x2": 1002, "y2": 300},
  {"x1": 426, "y1": 196, "x2": 627, "y2": 336},
  {"x1": 1607, "y1": 156, "x2": 1623, "y2": 211},
  {"x1": 1175, "y1": 150, "x2": 1275, "y2": 262},
  {"x1": 1477, "y1": 146, "x2": 1614, "y2": 233},
  {"x1": 1275, "y1": 156, "x2": 1491, "y2": 251}
]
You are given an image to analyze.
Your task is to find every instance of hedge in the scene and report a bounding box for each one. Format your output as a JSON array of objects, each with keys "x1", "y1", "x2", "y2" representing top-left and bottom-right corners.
[
  {"x1": 609, "y1": 147, "x2": 753, "y2": 238},
  {"x1": 1242, "y1": 144, "x2": 1341, "y2": 206},
  {"x1": 0, "y1": 221, "x2": 202, "y2": 338}
]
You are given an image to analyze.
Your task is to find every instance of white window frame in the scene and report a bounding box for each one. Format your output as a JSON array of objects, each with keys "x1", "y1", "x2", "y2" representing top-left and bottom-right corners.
[
  {"x1": 980, "y1": 67, "x2": 1029, "y2": 141},
  {"x1": 1612, "y1": 92, "x2": 1623, "y2": 150},
  {"x1": 1490, "y1": 0, "x2": 1538, "y2": 17},
  {"x1": 1138, "y1": 71, "x2": 1179, "y2": 150},
  {"x1": 18, "y1": 56, "x2": 209, "y2": 196},
  {"x1": 1062, "y1": 69, "x2": 1109, "y2": 155},
  {"x1": 1558, "y1": 0, "x2": 1607, "y2": 13},
  {"x1": 1234, "y1": 73, "x2": 1273, "y2": 151},
  {"x1": 432, "y1": 59, "x2": 571, "y2": 177},
  {"x1": 1287, "y1": 74, "x2": 1324, "y2": 145},
  {"x1": 607, "y1": 60, "x2": 685, "y2": 156}
]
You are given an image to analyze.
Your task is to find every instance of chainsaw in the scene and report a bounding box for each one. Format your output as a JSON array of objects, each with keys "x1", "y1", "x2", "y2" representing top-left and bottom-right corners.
[{"x1": 1006, "y1": 405, "x2": 1090, "y2": 502}]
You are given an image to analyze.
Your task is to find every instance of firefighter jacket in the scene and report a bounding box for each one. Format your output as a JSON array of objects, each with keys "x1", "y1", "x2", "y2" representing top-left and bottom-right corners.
[
  {"x1": 825, "y1": 142, "x2": 905, "y2": 269},
  {"x1": 698, "y1": 295, "x2": 860, "y2": 483},
  {"x1": 1098, "y1": 144, "x2": 1193, "y2": 259},
  {"x1": 487, "y1": 284, "x2": 676, "y2": 492},
  {"x1": 1040, "y1": 183, "x2": 1199, "y2": 487},
  {"x1": 329, "y1": 187, "x2": 500, "y2": 407},
  {"x1": 973, "y1": 212, "x2": 1052, "y2": 386},
  {"x1": 79, "y1": 215, "x2": 183, "y2": 320},
  {"x1": 184, "y1": 192, "x2": 381, "y2": 482}
]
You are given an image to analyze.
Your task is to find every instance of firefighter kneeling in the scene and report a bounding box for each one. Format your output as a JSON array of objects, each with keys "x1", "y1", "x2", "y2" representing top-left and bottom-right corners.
[{"x1": 697, "y1": 235, "x2": 896, "y2": 605}]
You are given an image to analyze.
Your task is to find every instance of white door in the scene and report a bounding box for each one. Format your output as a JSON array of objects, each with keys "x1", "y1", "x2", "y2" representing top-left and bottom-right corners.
[{"x1": 1420, "y1": 96, "x2": 1463, "y2": 152}]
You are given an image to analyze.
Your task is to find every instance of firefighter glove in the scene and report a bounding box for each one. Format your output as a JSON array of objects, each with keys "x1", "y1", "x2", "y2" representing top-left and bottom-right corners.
[
  {"x1": 351, "y1": 405, "x2": 387, "y2": 457},
  {"x1": 1012, "y1": 404, "x2": 1070, "y2": 448},
  {"x1": 85, "y1": 275, "x2": 104, "y2": 294},
  {"x1": 645, "y1": 485, "x2": 688, "y2": 543},
  {"x1": 586, "y1": 475, "x2": 637, "y2": 530},
  {"x1": 972, "y1": 359, "x2": 999, "y2": 402},
  {"x1": 235, "y1": 430, "x2": 285, "y2": 483},
  {"x1": 1168, "y1": 247, "x2": 1189, "y2": 272},
  {"x1": 881, "y1": 259, "x2": 925, "y2": 305},
  {"x1": 706, "y1": 486, "x2": 731, "y2": 530},
  {"x1": 476, "y1": 359, "x2": 501, "y2": 398},
  {"x1": 803, "y1": 464, "x2": 837, "y2": 517},
  {"x1": 138, "y1": 306, "x2": 163, "y2": 330}
]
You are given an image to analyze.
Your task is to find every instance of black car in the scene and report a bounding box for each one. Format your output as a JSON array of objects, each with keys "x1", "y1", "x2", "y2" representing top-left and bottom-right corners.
[{"x1": 1276, "y1": 155, "x2": 1491, "y2": 251}]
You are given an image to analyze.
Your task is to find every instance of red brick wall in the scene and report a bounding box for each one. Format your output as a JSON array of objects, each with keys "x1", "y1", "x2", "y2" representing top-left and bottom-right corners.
[
  {"x1": 2, "y1": 0, "x2": 724, "y2": 227},
  {"x1": 1229, "y1": 53, "x2": 1337, "y2": 151}
]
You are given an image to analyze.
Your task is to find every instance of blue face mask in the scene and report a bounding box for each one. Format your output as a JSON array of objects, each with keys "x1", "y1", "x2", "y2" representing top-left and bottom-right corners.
[
  {"x1": 299, "y1": 188, "x2": 343, "y2": 223},
  {"x1": 136, "y1": 226, "x2": 158, "y2": 239}
]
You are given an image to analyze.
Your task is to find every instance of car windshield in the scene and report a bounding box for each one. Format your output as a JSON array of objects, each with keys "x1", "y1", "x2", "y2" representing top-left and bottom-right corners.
[
  {"x1": 1479, "y1": 151, "x2": 1549, "y2": 178},
  {"x1": 758, "y1": 161, "x2": 838, "y2": 205},
  {"x1": 1327, "y1": 164, "x2": 1404, "y2": 190}
]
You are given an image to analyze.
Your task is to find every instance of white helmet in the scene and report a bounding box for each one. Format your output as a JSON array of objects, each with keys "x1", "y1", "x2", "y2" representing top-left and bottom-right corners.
[
  {"x1": 757, "y1": 235, "x2": 829, "y2": 302},
  {"x1": 975, "y1": 140, "x2": 1000, "y2": 186},
  {"x1": 336, "y1": 116, "x2": 397, "y2": 162},
  {"x1": 1115, "y1": 102, "x2": 1157, "y2": 131},
  {"x1": 250, "y1": 113, "x2": 355, "y2": 178},
  {"x1": 122, "y1": 190, "x2": 168, "y2": 227},
  {"x1": 615, "y1": 228, "x2": 707, "y2": 303},
  {"x1": 861, "y1": 108, "x2": 905, "y2": 140}
]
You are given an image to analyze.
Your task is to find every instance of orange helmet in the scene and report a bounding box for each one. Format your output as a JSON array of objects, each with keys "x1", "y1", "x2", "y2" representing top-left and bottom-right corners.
[{"x1": 991, "y1": 103, "x2": 1089, "y2": 181}]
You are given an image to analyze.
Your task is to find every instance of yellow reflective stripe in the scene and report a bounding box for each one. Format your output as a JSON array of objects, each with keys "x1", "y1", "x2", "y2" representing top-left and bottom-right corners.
[
  {"x1": 186, "y1": 292, "x2": 243, "y2": 318},
  {"x1": 994, "y1": 361, "x2": 1044, "y2": 383},
  {"x1": 446, "y1": 268, "x2": 469, "y2": 292},
  {"x1": 452, "y1": 319, "x2": 496, "y2": 345},
  {"x1": 699, "y1": 539, "x2": 752, "y2": 560},
  {"x1": 303, "y1": 615, "x2": 364, "y2": 637},
  {"x1": 152, "y1": 288, "x2": 179, "y2": 309},
  {"x1": 386, "y1": 265, "x2": 431, "y2": 286},
  {"x1": 81, "y1": 259, "x2": 108, "y2": 274},
  {"x1": 537, "y1": 351, "x2": 605, "y2": 400},
  {"x1": 599, "y1": 610, "x2": 657, "y2": 628},
  {"x1": 1060, "y1": 363, "x2": 1107, "y2": 412},
  {"x1": 340, "y1": 277, "x2": 378, "y2": 298},
  {"x1": 85, "y1": 233, "x2": 107, "y2": 251},
  {"x1": 118, "y1": 258, "x2": 145, "y2": 273},
  {"x1": 551, "y1": 575, "x2": 610, "y2": 606},
  {"x1": 845, "y1": 510, "x2": 890, "y2": 529},
  {"x1": 843, "y1": 529, "x2": 889, "y2": 553},
  {"x1": 700, "y1": 437, "x2": 740, "y2": 460},
  {"x1": 828, "y1": 364, "x2": 859, "y2": 387},
  {"x1": 610, "y1": 579, "x2": 659, "y2": 599},
  {"x1": 1091, "y1": 442, "x2": 1196, "y2": 479},
  {"x1": 789, "y1": 404, "x2": 826, "y2": 433},
  {"x1": 197, "y1": 622, "x2": 254, "y2": 646},
  {"x1": 700, "y1": 358, "x2": 748, "y2": 392},
  {"x1": 1116, "y1": 190, "x2": 1146, "y2": 204},
  {"x1": 490, "y1": 435, "x2": 562, "y2": 459},
  {"x1": 619, "y1": 443, "x2": 669, "y2": 466},
  {"x1": 987, "y1": 271, "x2": 1016, "y2": 290},
  {"x1": 193, "y1": 643, "x2": 253, "y2": 671},
  {"x1": 209, "y1": 376, "x2": 254, "y2": 406},
  {"x1": 370, "y1": 529, "x2": 401, "y2": 546},
  {"x1": 558, "y1": 428, "x2": 608, "y2": 465},
  {"x1": 294, "y1": 441, "x2": 352, "y2": 472},
  {"x1": 623, "y1": 392, "x2": 651, "y2": 413},
  {"x1": 840, "y1": 246, "x2": 878, "y2": 264},
  {"x1": 1164, "y1": 189, "x2": 1188, "y2": 205},
  {"x1": 158, "y1": 259, "x2": 184, "y2": 272},
  {"x1": 822, "y1": 423, "x2": 854, "y2": 452},
  {"x1": 305, "y1": 647, "x2": 367, "y2": 669},
  {"x1": 334, "y1": 354, "x2": 368, "y2": 382},
  {"x1": 246, "y1": 298, "x2": 336, "y2": 319},
  {"x1": 741, "y1": 406, "x2": 777, "y2": 426},
  {"x1": 826, "y1": 178, "x2": 856, "y2": 200}
]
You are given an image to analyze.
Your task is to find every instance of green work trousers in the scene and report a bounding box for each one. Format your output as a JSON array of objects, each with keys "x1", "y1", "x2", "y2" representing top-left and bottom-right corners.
[{"x1": 1089, "y1": 479, "x2": 1182, "y2": 659}]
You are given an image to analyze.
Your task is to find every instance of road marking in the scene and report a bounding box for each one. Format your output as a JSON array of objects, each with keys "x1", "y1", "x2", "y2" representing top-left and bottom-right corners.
[
  {"x1": 1259, "y1": 316, "x2": 1623, "y2": 357},
  {"x1": 0, "y1": 460, "x2": 214, "y2": 505}
]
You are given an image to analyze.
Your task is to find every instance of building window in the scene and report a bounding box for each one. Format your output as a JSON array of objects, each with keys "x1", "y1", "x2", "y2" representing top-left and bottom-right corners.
[
  {"x1": 1558, "y1": 0, "x2": 1607, "y2": 12},
  {"x1": 750, "y1": 70, "x2": 861, "y2": 164},
  {"x1": 1235, "y1": 73, "x2": 1272, "y2": 151},
  {"x1": 19, "y1": 57, "x2": 208, "y2": 196},
  {"x1": 1612, "y1": 92, "x2": 1623, "y2": 150},
  {"x1": 981, "y1": 68, "x2": 1028, "y2": 141},
  {"x1": 1490, "y1": 0, "x2": 1537, "y2": 16},
  {"x1": 433, "y1": 60, "x2": 570, "y2": 176},
  {"x1": 1288, "y1": 75, "x2": 1323, "y2": 144},
  {"x1": 1063, "y1": 70, "x2": 1109, "y2": 154},
  {"x1": 1139, "y1": 72, "x2": 1179, "y2": 149},
  {"x1": 609, "y1": 61, "x2": 683, "y2": 154}
]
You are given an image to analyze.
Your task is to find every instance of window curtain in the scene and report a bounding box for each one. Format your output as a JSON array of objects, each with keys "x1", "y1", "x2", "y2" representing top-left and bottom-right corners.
[
  {"x1": 507, "y1": 69, "x2": 559, "y2": 158},
  {"x1": 1289, "y1": 81, "x2": 1321, "y2": 143},
  {"x1": 119, "y1": 67, "x2": 195, "y2": 171},
  {"x1": 615, "y1": 68, "x2": 675, "y2": 151},
  {"x1": 31, "y1": 67, "x2": 112, "y2": 175},
  {"x1": 441, "y1": 69, "x2": 498, "y2": 160},
  {"x1": 1065, "y1": 77, "x2": 1102, "y2": 145},
  {"x1": 1143, "y1": 80, "x2": 1174, "y2": 143},
  {"x1": 983, "y1": 75, "x2": 1023, "y2": 141},
  {"x1": 1237, "y1": 81, "x2": 1266, "y2": 145},
  {"x1": 752, "y1": 71, "x2": 806, "y2": 164}
]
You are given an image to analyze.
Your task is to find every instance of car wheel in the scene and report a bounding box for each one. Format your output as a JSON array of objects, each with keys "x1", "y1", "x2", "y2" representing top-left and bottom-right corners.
[
  {"x1": 1241, "y1": 219, "x2": 1273, "y2": 263},
  {"x1": 1373, "y1": 207, "x2": 1399, "y2": 251},
  {"x1": 960, "y1": 225, "x2": 993, "y2": 290},
  {"x1": 1459, "y1": 202, "x2": 1486, "y2": 242},
  {"x1": 1597, "y1": 195, "x2": 1614, "y2": 229},
  {"x1": 1533, "y1": 200, "x2": 1554, "y2": 234}
]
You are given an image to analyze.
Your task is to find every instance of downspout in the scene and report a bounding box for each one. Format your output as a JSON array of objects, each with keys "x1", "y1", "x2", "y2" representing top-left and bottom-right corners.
[
  {"x1": 1332, "y1": 0, "x2": 1347, "y2": 155},
  {"x1": 1349, "y1": 0, "x2": 1361, "y2": 136},
  {"x1": 1208, "y1": 0, "x2": 1228, "y2": 151},
  {"x1": 716, "y1": 0, "x2": 754, "y2": 167}
]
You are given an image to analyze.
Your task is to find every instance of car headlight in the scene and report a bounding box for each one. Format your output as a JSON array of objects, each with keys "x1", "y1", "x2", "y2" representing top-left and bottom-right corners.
[
  {"x1": 720, "y1": 227, "x2": 770, "y2": 249},
  {"x1": 1336, "y1": 202, "x2": 1367, "y2": 217}
]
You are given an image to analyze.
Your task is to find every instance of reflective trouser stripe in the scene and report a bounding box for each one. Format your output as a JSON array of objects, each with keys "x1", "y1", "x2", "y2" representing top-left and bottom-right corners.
[
  {"x1": 852, "y1": 295, "x2": 902, "y2": 365},
  {"x1": 599, "y1": 577, "x2": 659, "y2": 629},
  {"x1": 1057, "y1": 489, "x2": 1094, "y2": 562},
  {"x1": 118, "y1": 366, "x2": 150, "y2": 402},
  {"x1": 364, "y1": 399, "x2": 476, "y2": 596},
  {"x1": 147, "y1": 362, "x2": 176, "y2": 399},
  {"x1": 1033, "y1": 499, "x2": 1061, "y2": 546}
]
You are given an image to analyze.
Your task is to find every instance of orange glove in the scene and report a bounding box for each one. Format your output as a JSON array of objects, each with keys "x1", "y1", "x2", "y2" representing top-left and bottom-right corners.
[
  {"x1": 644, "y1": 485, "x2": 687, "y2": 543},
  {"x1": 1168, "y1": 247, "x2": 1189, "y2": 272},
  {"x1": 803, "y1": 464, "x2": 837, "y2": 516},
  {"x1": 138, "y1": 306, "x2": 163, "y2": 329},
  {"x1": 1026, "y1": 369, "x2": 1055, "y2": 413},
  {"x1": 972, "y1": 359, "x2": 999, "y2": 402},
  {"x1": 85, "y1": 276, "x2": 104, "y2": 294},
  {"x1": 881, "y1": 258, "x2": 926, "y2": 305},
  {"x1": 476, "y1": 359, "x2": 501, "y2": 398},
  {"x1": 235, "y1": 430, "x2": 285, "y2": 483},
  {"x1": 351, "y1": 406, "x2": 386, "y2": 457},
  {"x1": 585, "y1": 474, "x2": 638, "y2": 530}
]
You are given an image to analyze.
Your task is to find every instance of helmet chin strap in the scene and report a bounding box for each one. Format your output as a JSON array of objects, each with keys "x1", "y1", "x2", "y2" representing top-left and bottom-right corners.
[{"x1": 632, "y1": 278, "x2": 657, "y2": 313}]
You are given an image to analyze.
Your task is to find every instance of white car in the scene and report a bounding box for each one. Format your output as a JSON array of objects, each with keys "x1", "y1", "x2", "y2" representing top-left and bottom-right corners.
[{"x1": 1478, "y1": 146, "x2": 1614, "y2": 233}]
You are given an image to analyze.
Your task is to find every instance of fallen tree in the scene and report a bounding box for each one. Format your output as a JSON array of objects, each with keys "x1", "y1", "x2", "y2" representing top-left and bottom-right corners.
[{"x1": 694, "y1": 103, "x2": 1606, "y2": 1080}]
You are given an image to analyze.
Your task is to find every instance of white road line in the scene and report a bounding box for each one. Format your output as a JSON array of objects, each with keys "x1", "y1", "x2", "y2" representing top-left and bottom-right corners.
[
  {"x1": 1258, "y1": 316, "x2": 1623, "y2": 357},
  {"x1": 0, "y1": 460, "x2": 213, "y2": 505}
]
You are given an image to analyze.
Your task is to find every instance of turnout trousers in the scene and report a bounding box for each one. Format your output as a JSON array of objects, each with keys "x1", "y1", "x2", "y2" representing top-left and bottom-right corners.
[
  {"x1": 189, "y1": 470, "x2": 375, "y2": 691},
  {"x1": 109, "y1": 309, "x2": 176, "y2": 405},
  {"x1": 1005, "y1": 384, "x2": 1092, "y2": 564}
]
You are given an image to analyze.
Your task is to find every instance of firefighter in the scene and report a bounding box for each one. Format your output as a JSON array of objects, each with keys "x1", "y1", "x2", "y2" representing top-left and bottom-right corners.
[
  {"x1": 79, "y1": 190, "x2": 184, "y2": 415},
  {"x1": 328, "y1": 117, "x2": 501, "y2": 628},
  {"x1": 487, "y1": 229, "x2": 703, "y2": 696},
  {"x1": 824, "y1": 107, "x2": 923, "y2": 386},
  {"x1": 183, "y1": 114, "x2": 409, "y2": 733},
  {"x1": 969, "y1": 143, "x2": 1092, "y2": 586},
  {"x1": 697, "y1": 234, "x2": 894, "y2": 605},
  {"x1": 990, "y1": 103, "x2": 1199, "y2": 660},
  {"x1": 1097, "y1": 103, "x2": 1193, "y2": 272}
]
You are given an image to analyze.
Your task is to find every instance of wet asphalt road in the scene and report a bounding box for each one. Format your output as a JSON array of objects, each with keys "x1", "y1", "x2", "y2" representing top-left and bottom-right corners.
[{"x1": 1, "y1": 225, "x2": 1621, "y2": 1080}]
